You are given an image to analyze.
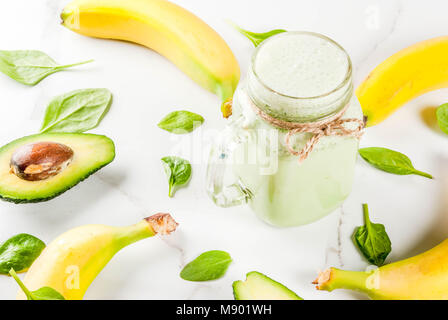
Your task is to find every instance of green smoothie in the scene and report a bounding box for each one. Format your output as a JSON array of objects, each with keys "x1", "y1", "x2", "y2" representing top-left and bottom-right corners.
[{"x1": 230, "y1": 32, "x2": 363, "y2": 227}]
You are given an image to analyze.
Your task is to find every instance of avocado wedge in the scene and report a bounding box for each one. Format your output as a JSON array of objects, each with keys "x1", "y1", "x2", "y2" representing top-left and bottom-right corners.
[
  {"x1": 0, "y1": 133, "x2": 115, "y2": 203},
  {"x1": 233, "y1": 271, "x2": 302, "y2": 300}
]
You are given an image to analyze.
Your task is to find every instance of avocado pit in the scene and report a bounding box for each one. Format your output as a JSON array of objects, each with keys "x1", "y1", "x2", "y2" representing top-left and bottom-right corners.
[{"x1": 10, "y1": 142, "x2": 74, "y2": 181}]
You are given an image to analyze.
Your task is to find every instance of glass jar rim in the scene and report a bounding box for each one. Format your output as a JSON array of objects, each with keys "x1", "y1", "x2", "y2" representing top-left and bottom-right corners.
[{"x1": 250, "y1": 31, "x2": 353, "y2": 101}]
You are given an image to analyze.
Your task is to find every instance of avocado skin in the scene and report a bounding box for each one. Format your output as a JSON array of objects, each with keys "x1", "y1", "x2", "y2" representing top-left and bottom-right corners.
[
  {"x1": 0, "y1": 161, "x2": 112, "y2": 203},
  {"x1": 0, "y1": 133, "x2": 115, "y2": 203},
  {"x1": 233, "y1": 271, "x2": 302, "y2": 300}
]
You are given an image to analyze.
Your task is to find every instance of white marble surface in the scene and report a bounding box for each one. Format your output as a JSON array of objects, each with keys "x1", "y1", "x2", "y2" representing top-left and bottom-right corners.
[{"x1": 0, "y1": 0, "x2": 447, "y2": 300}]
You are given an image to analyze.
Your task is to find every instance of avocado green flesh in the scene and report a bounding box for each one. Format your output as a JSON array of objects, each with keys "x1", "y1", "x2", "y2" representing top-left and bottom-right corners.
[
  {"x1": 0, "y1": 133, "x2": 115, "y2": 203},
  {"x1": 233, "y1": 271, "x2": 302, "y2": 300}
]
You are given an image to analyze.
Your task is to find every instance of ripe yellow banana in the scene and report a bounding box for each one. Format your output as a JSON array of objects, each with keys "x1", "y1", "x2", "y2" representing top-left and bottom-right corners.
[
  {"x1": 17, "y1": 213, "x2": 178, "y2": 300},
  {"x1": 61, "y1": 0, "x2": 240, "y2": 106},
  {"x1": 356, "y1": 36, "x2": 448, "y2": 126},
  {"x1": 314, "y1": 238, "x2": 448, "y2": 299}
]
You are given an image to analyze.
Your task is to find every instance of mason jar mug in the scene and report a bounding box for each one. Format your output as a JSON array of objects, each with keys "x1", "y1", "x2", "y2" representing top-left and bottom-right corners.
[{"x1": 206, "y1": 32, "x2": 364, "y2": 227}]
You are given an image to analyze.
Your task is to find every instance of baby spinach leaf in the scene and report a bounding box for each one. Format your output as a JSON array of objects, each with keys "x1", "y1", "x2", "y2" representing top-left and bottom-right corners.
[
  {"x1": 353, "y1": 204, "x2": 391, "y2": 266},
  {"x1": 436, "y1": 103, "x2": 448, "y2": 135},
  {"x1": 0, "y1": 50, "x2": 93, "y2": 85},
  {"x1": 9, "y1": 268, "x2": 65, "y2": 300},
  {"x1": 40, "y1": 88, "x2": 112, "y2": 133},
  {"x1": 161, "y1": 156, "x2": 191, "y2": 197},
  {"x1": 180, "y1": 250, "x2": 232, "y2": 281},
  {"x1": 31, "y1": 287, "x2": 65, "y2": 300},
  {"x1": 158, "y1": 110, "x2": 204, "y2": 134},
  {"x1": 0, "y1": 233, "x2": 45, "y2": 274},
  {"x1": 359, "y1": 147, "x2": 433, "y2": 179},
  {"x1": 232, "y1": 24, "x2": 286, "y2": 47}
]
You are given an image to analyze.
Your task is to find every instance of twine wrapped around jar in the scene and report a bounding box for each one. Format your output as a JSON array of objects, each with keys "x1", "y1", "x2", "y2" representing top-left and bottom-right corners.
[{"x1": 246, "y1": 93, "x2": 365, "y2": 164}]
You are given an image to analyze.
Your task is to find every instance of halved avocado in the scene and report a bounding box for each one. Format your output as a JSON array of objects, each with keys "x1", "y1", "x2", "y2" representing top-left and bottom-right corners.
[
  {"x1": 0, "y1": 133, "x2": 115, "y2": 203},
  {"x1": 233, "y1": 271, "x2": 303, "y2": 300}
]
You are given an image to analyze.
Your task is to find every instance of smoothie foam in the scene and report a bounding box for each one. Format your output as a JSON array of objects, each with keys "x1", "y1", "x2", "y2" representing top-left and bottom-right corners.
[{"x1": 254, "y1": 33, "x2": 349, "y2": 98}]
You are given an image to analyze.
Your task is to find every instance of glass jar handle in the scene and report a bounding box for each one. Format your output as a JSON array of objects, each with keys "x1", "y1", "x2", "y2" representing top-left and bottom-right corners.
[{"x1": 206, "y1": 119, "x2": 252, "y2": 207}]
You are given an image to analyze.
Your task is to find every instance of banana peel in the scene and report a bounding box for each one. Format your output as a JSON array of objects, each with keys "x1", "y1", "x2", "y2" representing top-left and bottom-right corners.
[
  {"x1": 61, "y1": 0, "x2": 240, "y2": 117},
  {"x1": 17, "y1": 213, "x2": 178, "y2": 300},
  {"x1": 357, "y1": 36, "x2": 448, "y2": 126},
  {"x1": 314, "y1": 239, "x2": 448, "y2": 300}
]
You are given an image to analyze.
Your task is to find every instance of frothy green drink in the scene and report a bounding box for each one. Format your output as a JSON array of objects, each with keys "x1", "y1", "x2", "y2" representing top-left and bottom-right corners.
[{"x1": 230, "y1": 32, "x2": 362, "y2": 227}]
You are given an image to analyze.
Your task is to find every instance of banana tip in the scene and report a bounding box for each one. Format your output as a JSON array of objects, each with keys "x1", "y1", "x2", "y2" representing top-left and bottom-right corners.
[
  {"x1": 145, "y1": 213, "x2": 178, "y2": 235},
  {"x1": 60, "y1": 11, "x2": 67, "y2": 24},
  {"x1": 221, "y1": 97, "x2": 233, "y2": 118},
  {"x1": 60, "y1": 8, "x2": 73, "y2": 26},
  {"x1": 313, "y1": 269, "x2": 332, "y2": 290}
]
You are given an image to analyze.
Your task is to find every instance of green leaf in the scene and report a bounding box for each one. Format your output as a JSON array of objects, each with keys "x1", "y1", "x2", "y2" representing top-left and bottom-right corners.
[
  {"x1": 353, "y1": 204, "x2": 391, "y2": 266},
  {"x1": 232, "y1": 24, "x2": 287, "y2": 47},
  {"x1": 0, "y1": 233, "x2": 45, "y2": 274},
  {"x1": 180, "y1": 250, "x2": 232, "y2": 281},
  {"x1": 0, "y1": 50, "x2": 93, "y2": 85},
  {"x1": 9, "y1": 268, "x2": 65, "y2": 300},
  {"x1": 158, "y1": 110, "x2": 204, "y2": 134},
  {"x1": 31, "y1": 287, "x2": 66, "y2": 300},
  {"x1": 436, "y1": 103, "x2": 448, "y2": 135},
  {"x1": 40, "y1": 88, "x2": 112, "y2": 133},
  {"x1": 161, "y1": 156, "x2": 191, "y2": 197},
  {"x1": 359, "y1": 147, "x2": 433, "y2": 179}
]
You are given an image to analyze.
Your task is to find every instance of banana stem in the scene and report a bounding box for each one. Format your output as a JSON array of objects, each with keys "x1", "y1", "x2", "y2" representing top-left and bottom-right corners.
[
  {"x1": 314, "y1": 268, "x2": 370, "y2": 293},
  {"x1": 115, "y1": 221, "x2": 155, "y2": 249},
  {"x1": 115, "y1": 213, "x2": 178, "y2": 249}
]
